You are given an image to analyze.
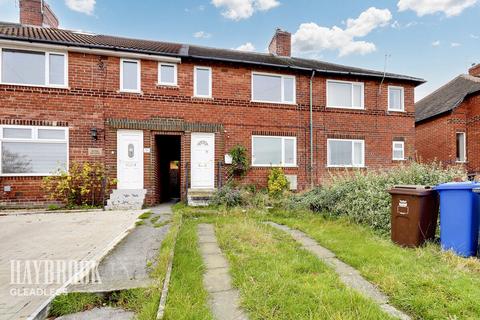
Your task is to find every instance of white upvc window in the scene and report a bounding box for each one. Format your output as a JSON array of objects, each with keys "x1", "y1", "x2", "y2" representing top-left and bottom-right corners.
[
  {"x1": 392, "y1": 141, "x2": 405, "y2": 160},
  {"x1": 120, "y1": 58, "x2": 141, "y2": 92},
  {"x1": 0, "y1": 48, "x2": 68, "y2": 88},
  {"x1": 327, "y1": 139, "x2": 365, "y2": 167},
  {"x1": 194, "y1": 66, "x2": 212, "y2": 98},
  {"x1": 456, "y1": 132, "x2": 466, "y2": 163},
  {"x1": 327, "y1": 80, "x2": 364, "y2": 109},
  {"x1": 252, "y1": 135, "x2": 296, "y2": 167},
  {"x1": 388, "y1": 86, "x2": 405, "y2": 112},
  {"x1": 158, "y1": 63, "x2": 177, "y2": 86},
  {"x1": 251, "y1": 72, "x2": 296, "y2": 104},
  {"x1": 0, "y1": 125, "x2": 69, "y2": 176}
]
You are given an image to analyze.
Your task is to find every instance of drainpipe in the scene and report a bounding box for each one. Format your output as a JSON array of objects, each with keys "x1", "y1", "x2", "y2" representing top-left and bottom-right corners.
[{"x1": 309, "y1": 70, "x2": 316, "y2": 188}]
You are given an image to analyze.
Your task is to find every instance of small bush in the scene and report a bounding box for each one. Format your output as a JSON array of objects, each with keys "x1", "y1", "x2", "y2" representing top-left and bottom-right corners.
[
  {"x1": 43, "y1": 161, "x2": 116, "y2": 208},
  {"x1": 292, "y1": 162, "x2": 466, "y2": 234},
  {"x1": 267, "y1": 168, "x2": 290, "y2": 197},
  {"x1": 211, "y1": 185, "x2": 244, "y2": 207},
  {"x1": 228, "y1": 144, "x2": 250, "y2": 177}
]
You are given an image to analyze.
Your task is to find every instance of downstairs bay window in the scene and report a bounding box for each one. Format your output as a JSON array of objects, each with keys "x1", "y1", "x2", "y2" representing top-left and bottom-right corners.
[
  {"x1": 252, "y1": 136, "x2": 296, "y2": 167},
  {"x1": 0, "y1": 126, "x2": 68, "y2": 176},
  {"x1": 327, "y1": 139, "x2": 365, "y2": 167}
]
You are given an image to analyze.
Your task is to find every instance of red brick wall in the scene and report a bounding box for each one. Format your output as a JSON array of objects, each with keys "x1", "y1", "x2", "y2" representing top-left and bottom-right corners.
[
  {"x1": 19, "y1": 0, "x2": 59, "y2": 28},
  {"x1": 415, "y1": 103, "x2": 468, "y2": 169},
  {"x1": 0, "y1": 50, "x2": 416, "y2": 207}
]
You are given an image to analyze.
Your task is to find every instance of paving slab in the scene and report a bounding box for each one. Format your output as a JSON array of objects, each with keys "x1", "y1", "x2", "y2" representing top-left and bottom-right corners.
[
  {"x1": 0, "y1": 209, "x2": 141, "y2": 320},
  {"x1": 56, "y1": 307, "x2": 134, "y2": 320},
  {"x1": 69, "y1": 203, "x2": 173, "y2": 293},
  {"x1": 266, "y1": 222, "x2": 411, "y2": 320},
  {"x1": 197, "y1": 224, "x2": 248, "y2": 320}
]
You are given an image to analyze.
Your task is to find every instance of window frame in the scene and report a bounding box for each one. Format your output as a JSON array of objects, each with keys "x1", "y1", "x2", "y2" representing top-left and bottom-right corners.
[
  {"x1": 0, "y1": 47, "x2": 68, "y2": 88},
  {"x1": 456, "y1": 132, "x2": 467, "y2": 163},
  {"x1": 392, "y1": 141, "x2": 405, "y2": 161},
  {"x1": 388, "y1": 86, "x2": 405, "y2": 112},
  {"x1": 0, "y1": 125, "x2": 69, "y2": 177},
  {"x1": 251, "y1": 135, "x2": 297, "y2": 167},
  {"x1": 193, "y1": 66, "x2": 212, "y2": 98},
  {"x1": 251, "y1": 71, "x2": 296, "y2": 104},
  {"x1": 326, "y1": 79, "x2": 365, "y2": 110},
  {"x1": 158, "y1": 62, "x2": 178, "y2": 86},
  {"x1": 327, "y1": 138, "x2": 365, "y2": 168},
  {"x1": 120, "y1": 58, "x2": 141, "y2": 93}
]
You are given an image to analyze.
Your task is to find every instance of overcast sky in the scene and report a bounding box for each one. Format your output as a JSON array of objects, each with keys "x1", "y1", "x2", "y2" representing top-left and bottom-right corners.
[{"x1": 1, "y1": 0, "x2": 479, "y2": 101}]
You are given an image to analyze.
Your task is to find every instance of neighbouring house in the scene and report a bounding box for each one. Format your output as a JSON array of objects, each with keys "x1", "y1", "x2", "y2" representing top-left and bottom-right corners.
[
  {"x1": 416, "y1": 65, "x2": 480, "y2": 178},
  {"x1": 0, "y1": 0, "x2": 424, "y2": 208}
]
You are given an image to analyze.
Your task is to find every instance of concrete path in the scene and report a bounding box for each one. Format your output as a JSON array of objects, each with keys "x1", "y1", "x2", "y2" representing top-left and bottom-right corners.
[
  {"x1": 55, "y1": 307, "x2": 134, "y2": 320},
  {"x1": 266, "y1": 222, "x2": 411, "y2": 320},
  {"x1": 197, "y1": 224, "x2": 248, "y2": 320},
  {"x1": 69, "y1": 203, "x2": 173, "y2": 293},
  {"x1": 0, "y1": 209, "x2": 142, "y2": 320}
]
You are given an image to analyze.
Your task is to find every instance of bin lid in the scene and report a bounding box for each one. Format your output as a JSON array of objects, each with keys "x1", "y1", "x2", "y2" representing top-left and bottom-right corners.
[
  {"x1": 388, "y1": 185, "x2": 435, "y2": 196},
  {"x1": 435, "y1": 182, "x2": 480, "y2": 190}
]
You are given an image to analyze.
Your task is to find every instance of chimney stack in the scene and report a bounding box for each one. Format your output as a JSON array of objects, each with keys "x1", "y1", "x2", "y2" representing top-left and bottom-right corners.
[
  {"x1": 469, "y1": 63, "x2": 480, "y2": 77},
  {"x1": 268, "y1": 28, "x2": 291, "y2": 57},
  {"x1": 20, "y1": 0, "x2": 59, "y2": 28}
]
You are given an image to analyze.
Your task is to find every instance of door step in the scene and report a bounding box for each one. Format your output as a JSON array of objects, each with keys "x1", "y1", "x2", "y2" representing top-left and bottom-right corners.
[
  {"x1": 106, "y1": 189, "x2": 147, "y2": 210},
  {"x1": 187, "y1": 188, "x2": 216, "y2": 207}
]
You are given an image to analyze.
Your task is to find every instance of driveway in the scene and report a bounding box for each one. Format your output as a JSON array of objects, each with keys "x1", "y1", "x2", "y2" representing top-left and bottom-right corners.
[{"x1": 0, "y1": 209, "x2": 141, "y2": 320}]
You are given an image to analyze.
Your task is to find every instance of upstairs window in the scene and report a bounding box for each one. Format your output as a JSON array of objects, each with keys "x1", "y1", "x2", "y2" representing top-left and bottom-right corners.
[
  {"x1": 0, "y1": 126, "x2": 68, "y2": 176},
  {"x1": 456, "y1": 132, "x2": 466, "y2": 162},
  {"x1": 388, "y1": 86, "x2": 405, "y2": 111},
  {"x1": 252, "y1": 73, "x2": 295, "y2": 104},
  {"x1": 392, "y1": 141, "x2": 405, "y2": 160},
  {"x1": 252, "y1": 136, "x2": 296, "y2": 167},
  {"x1": 194, "y1": 66, "x2": 212, "y2": 98},
  {"x1": 158, "y1": 63, "x2": 177, "y2": 86},
  {"x1": 0, "y1": 48, "x2": 67, "y2": 87},
  {"x1": 327, "y1": 80, "x2": 364, "y2": 109},
  {"x1": 120, "y1": 59, "x2": 140, "y2": 92},
  {"x1": 327, "y1": 139, "x2": 365, "y2": 167}
]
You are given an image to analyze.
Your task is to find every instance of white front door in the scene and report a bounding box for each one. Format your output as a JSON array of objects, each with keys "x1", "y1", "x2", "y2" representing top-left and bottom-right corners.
[
  {"x1": 191, "y1": 133, "x2": 215, "y2": 189},
  {"x1": 117, "y1": 130, "x2": 144, "y2": 189}
]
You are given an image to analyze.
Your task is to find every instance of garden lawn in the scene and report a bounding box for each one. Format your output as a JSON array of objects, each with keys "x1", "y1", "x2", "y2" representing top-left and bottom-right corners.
[
  {"x1": 165, "y1": 206, "x2": 395, "y2": 319},
  {"x1": 269, "y1": 212, "x2": 480, "y2": 320}
]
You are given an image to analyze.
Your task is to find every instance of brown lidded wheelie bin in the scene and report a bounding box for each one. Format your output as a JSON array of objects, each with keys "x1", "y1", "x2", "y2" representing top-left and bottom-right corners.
[{"x1": 387, "y1": 185, "x2": 439, "y2": 247}]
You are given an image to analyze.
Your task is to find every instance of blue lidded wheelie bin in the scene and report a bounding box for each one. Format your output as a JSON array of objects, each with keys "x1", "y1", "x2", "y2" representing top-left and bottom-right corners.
[{"x1": 435, "y1": 182, "x2": 480, "y2": 257}]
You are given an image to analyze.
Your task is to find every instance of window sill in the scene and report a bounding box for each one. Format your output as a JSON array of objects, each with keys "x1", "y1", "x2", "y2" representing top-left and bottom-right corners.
[
  {"x1": 192, "y1": 96, "x2": 214, "y2": 100},
  {"x1": 252, "y1": 165, "x2": 298, "y2": 168},
  {"x1": 326, "y1": 106, "x2": 365, "y2": 111},
  {"x1": 157, "y1": 83, "x2": 179, "y2": 88},
  {"x1": 251, "y1": 100, "x2": 297, "y2": 106},
  {"x1": 326, "y1": 165, "x2": 366, "y2": 169},
  {"x1": 388, "y1": 109, "x2": 406, "y2": 113},
  {"x1": 393, "y1": 158, "x2": 406, "y2": 161},
  {"x1": 0, "y1": 82, "x2": 69, "y2": 90},
  {"x1": 118, "y1": 90, "x2": 143, "y2": 95},
  {"x1": 456, "y1": 160, "x2": 467, "y2": 164}
]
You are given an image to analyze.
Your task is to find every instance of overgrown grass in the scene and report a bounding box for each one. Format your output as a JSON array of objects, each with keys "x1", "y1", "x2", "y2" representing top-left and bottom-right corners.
[
  {"x1": 49, "y1": 292, "x2": 103, "y2": 317},
  {"x1": 138, "y1": 211, "x2": 153, "y2": 219},
  {"x1": 163, "y1": 219, "x2": 213, "y2": 320},
  {"x1": 269, "y1": 212, "x2": 480, "y2": 320},
  {"x1": 215, "y1": 218, "x2": 395, "y2": 320}
]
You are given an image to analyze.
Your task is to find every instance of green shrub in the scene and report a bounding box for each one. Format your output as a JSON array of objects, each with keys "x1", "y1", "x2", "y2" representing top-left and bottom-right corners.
[
  {"x1": 293, "y1": 162, "x2": 466, "y2": 234},
  {"x1": 211, "y1": 185, "x2": 244, "y2": 207},
  {"x1": 43, "y1": 161, "x2": 116, "y2": 208},
  {"x1": 228, "y1": 144, "x2": 250, "y2": 177},
  {"x1": 267, "y1": 168, "x2": 290, "y2": 197}
]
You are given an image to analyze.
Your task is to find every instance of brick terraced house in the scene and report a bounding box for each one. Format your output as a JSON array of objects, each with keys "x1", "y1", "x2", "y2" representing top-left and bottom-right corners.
[
  {"x1": 416, "y1": 65, "x2": 480, "y2": 178},
  {"x1": 0, "y1": 0, "x2": 424, "y2": 208}
]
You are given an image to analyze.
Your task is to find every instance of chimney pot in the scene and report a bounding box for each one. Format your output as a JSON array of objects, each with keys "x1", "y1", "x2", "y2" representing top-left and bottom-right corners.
[
  {"x1": 19, "y1": 0, "x2": 59, "y2": 28},
  {"x1": 268, "y1": 28, "x2": 291, "y2": 57}
]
